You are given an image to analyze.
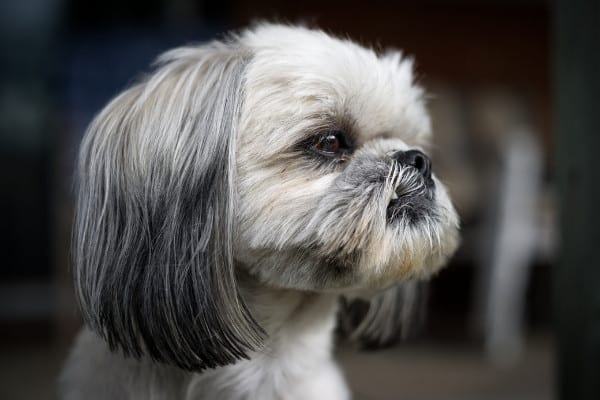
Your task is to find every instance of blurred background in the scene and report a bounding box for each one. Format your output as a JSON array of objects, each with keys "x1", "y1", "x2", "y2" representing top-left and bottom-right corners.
[{"x1": 1, "y1": 0, "x2": 598, "y2": 399}]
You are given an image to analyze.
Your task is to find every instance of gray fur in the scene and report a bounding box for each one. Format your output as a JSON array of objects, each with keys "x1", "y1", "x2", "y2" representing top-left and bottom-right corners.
[{"x1": 73, "y1": 40, "x2": 263, "y2": 371}]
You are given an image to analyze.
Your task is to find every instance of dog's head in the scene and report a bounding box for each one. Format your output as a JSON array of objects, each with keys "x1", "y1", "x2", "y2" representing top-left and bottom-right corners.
[{"x1": 73, "y1": 24, "x2": 459, "y2": 371}]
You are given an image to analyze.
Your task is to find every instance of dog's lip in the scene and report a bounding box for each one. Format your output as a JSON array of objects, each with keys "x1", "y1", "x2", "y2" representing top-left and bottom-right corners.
[
  {"x1": 390, "y1": 172, "x2": 435, "y2": 200},
  {"x1": 387, "y1": 176, "x2": 436, "y2": 224},
  {"x1": 387, "y1": 195, "x2": 434, "y2": 225}
]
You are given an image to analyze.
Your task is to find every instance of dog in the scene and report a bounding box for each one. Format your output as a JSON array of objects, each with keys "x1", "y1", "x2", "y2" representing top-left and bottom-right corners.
[{"x1": 60, "y1": 23, "x2": 459, "y2": 400}]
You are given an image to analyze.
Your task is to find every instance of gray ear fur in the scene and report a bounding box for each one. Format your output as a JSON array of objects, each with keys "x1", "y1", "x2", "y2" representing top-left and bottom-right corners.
[{"x1": 73, "y1": 40, "x2": 263, "y2": 371}]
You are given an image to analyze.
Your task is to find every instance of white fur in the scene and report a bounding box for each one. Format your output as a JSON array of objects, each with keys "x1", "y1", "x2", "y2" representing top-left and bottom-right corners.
[{"x1": 236, "y1": 25, "x2": 457, "y2": 288}]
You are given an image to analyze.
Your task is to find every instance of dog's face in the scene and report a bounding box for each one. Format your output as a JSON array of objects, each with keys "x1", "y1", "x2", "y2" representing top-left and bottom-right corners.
[
  {"x1": 73, "y1": 24, "x2": 458, "y2": 372},
  {"x1": 235, "y1": 26, "x2": 458, "y2": 291}
]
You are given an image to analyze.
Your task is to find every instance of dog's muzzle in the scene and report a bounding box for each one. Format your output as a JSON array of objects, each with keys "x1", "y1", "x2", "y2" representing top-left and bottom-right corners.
[{"x1": 387, "y1": 149, "x2": 436, "y2": 224}]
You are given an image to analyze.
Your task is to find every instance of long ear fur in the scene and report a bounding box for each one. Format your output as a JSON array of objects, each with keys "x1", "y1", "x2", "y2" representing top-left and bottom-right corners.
[
  {"x1": 339, "y1": 281, "x2": 427, "y2": 349},
  {"x1": 73, "y1": 40, "x2": 263, "y2": 371}
]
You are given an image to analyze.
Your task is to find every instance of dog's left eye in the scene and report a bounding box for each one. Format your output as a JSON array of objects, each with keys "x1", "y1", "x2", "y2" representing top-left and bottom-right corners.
[{"x1": 309, "y1": 131, "x2": 351, "y2": 157}]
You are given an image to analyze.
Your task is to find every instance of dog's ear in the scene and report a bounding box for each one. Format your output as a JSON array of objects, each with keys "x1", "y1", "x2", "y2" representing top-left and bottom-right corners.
[
  {"x1": 73, "y1": 41, "x2": 263, "y2": 371},
  {"x1": 339, "y1": 281, "x2": 427, "y2": 349}
]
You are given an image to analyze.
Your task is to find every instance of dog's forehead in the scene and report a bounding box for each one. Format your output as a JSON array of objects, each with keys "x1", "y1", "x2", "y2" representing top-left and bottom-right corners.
[{"x1": 240, "y1": 24, "x2": 431, "y2": 144}]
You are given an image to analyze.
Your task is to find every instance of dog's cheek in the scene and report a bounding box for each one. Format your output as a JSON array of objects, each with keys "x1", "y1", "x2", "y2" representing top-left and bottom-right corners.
[
  {"x1": 311, "y1": 185, "x2": 387, "y2": 258},
  {"x1": 237, "y1": 168, "x2": 337, "y2": 250}
]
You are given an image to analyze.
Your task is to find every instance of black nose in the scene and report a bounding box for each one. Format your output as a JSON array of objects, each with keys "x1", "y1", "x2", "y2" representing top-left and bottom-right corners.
[{"x1": 391, "y1": 149, "x2": 432, "y2": 180}]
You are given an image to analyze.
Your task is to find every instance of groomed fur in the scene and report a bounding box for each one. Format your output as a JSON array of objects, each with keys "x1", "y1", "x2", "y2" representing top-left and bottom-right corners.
[{"x1": 73, "y1": 42, "x2": 263, "y2": 371}]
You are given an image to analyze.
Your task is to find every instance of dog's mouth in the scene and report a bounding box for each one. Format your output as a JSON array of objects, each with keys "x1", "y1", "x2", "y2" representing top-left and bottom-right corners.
[{"x1": 386, "y1": 170, "x2": 436, "y2": 225}]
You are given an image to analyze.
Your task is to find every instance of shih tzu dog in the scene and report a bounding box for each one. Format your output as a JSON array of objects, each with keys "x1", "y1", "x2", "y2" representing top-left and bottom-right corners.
[{"x1": 60, "y1": 23, "x2": 459, "y2": 400}]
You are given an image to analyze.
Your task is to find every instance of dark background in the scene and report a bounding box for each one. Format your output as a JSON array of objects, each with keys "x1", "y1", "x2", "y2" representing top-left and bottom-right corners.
[{"x1": 2, "y1": 0, "x2": 596, "y2": 399}]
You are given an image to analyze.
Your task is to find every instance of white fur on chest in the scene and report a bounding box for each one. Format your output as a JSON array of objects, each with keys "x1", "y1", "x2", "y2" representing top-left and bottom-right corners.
[{"x1": 186, "y1": 292, "x2": 349, "y2": 400}]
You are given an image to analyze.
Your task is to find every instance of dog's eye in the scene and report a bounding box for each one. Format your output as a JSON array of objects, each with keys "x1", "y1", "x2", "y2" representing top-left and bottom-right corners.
[{"x1": 310, "y1": 131, "x2": 351, "y2": 157}]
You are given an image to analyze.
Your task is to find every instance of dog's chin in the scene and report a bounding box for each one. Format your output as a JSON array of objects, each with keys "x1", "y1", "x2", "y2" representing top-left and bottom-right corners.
[{"x1": 355, "y1": 185, "x2": 458, "y2": 289}]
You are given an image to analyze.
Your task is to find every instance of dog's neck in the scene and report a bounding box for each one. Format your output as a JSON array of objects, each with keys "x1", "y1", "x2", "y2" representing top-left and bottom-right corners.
[
  {"x1": 240, "y1": 273, "x2": 339, "y2": 336},
  {"x1": 186, "y1": 276, "x2": 347, "y2": 399},
  {"x1": 61, "y1": 275, "x2": 348, "y2": 400}
]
